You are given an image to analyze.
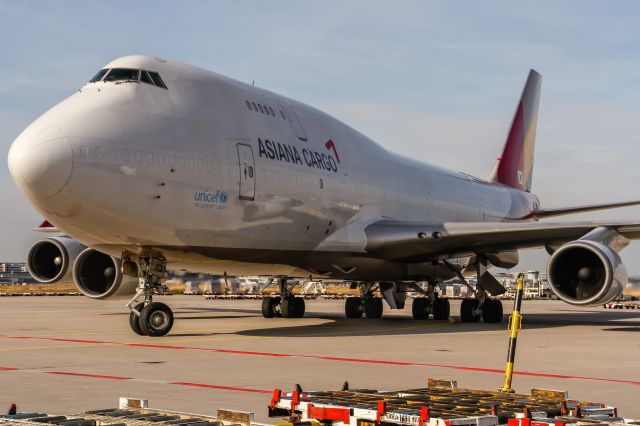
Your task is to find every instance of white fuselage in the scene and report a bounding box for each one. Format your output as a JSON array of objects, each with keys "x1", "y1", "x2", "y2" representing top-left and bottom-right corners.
[{"x1": 9, "y1": 56, "x2": 539, "y2": 281}]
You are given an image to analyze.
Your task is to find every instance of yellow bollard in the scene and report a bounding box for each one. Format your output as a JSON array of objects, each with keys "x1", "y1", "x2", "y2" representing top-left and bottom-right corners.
[{"x1": 499, "y1": 273, "x2": 524, "y2": 393}]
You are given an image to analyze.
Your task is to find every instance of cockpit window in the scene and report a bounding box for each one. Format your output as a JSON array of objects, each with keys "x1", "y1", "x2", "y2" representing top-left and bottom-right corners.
[
  {"x1": 140, "y1": 70, "x2": 153, "y2": 85},
  {"x1": 87, "y1": 67, "x2": 168, "y2": 89},
  {"x1": 148, "y1": 71, "x2": 167, "y2": 89},
  {"x1": 104, "y1": 68, "x2": 140, "y2": 82},
  {"x1": 89, "y1": 69, "x2": 109, "y2": 82}
]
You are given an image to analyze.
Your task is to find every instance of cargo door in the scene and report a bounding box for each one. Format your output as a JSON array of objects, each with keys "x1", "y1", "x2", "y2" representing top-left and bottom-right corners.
[
  {"x1": 237, "y1": 143, "x2": 256, "y2": 201},
  {"x1": 280, "y1": 102, "x2": 308, "y2": 141}
]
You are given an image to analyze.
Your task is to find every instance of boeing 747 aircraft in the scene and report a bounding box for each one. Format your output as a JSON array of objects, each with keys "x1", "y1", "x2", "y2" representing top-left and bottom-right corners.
[{"x1": 9, "y1": 56, "x2": 640, "y2": 336}]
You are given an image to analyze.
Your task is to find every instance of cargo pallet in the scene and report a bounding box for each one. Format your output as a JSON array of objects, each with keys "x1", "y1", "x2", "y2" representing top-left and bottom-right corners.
[
  {"x1": 0, "y1": 397, "x2": 263, "y2": 426},
  {"x1": 1, "y1": 381, "x2": 638, "y2": 426},
  {"x1": 269, "y1": 379, "x2": 639, "y2": 426}
]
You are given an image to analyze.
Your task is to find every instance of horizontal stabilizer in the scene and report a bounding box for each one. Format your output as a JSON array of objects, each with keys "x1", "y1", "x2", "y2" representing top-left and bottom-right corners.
[{"x1": 533, "y1": 200, "x2": 640, "y2": 219}]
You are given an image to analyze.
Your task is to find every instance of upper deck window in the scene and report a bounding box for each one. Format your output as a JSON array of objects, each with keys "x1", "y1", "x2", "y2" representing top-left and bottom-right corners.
[
  {"x1": 89, "y1": 69, "x2": 108, "y2": 82},
  {"x1": 104, "y1": 68, "x2": 140, "y2": 82}
]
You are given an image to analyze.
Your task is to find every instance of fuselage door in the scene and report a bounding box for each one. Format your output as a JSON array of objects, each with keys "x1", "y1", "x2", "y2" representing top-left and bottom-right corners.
[
  {"x1": 237, "y1": 143, "x2": 256, "y2": 201},
  {"x1": 280, "y1": 102, "x2": 308, "y2": 142}
]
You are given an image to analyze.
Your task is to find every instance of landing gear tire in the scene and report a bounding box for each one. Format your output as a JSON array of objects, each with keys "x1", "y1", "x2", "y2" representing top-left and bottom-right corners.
[
  {"x1": 364, "y1": 297, "x2": 383, "y2": 319},
  {"x1": 345, "y1": 297, "x2": 363, "y2": 318},
  {"x1": 138, "y1": 302, "x2": 174, "y2": 337},
  {"x1": 411, "y1": 298, "x2": 430, "y2": 320},
  {"x1": 129, "y1": 302, "x2": 145, "y2": 336},
  {"x1": 281, "y1": 297, "x2": 305, "y2": 318},
  {"x1": 273, "y1": 297, "x2": 283, "y2": 317},
  {"x1": 262, "y1": 297, "x2": 277, "y2": 318},
  {"x1": 432, "y1": 298, "x2": 450, "y2": 321},
  {"x1": 460, "y1": 298, "x2": 481, "y2": 323},
  {"x1": 482, "y1": 299, "x2": 504, "y2": 323},
  {"x1": 293, "y1": 297, "x2": 305, "y2": 318}
]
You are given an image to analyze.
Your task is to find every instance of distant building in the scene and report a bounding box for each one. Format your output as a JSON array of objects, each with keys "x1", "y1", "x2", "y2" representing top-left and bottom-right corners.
[{"x1": 0, "y1": 263, "x2": 36, "y2": 284}]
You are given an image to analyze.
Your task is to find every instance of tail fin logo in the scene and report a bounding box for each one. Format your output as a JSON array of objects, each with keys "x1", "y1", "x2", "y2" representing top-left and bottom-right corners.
[
  {"x1": 489, "y1": 69, "x2": 541, "y2": 192},
  {"x1": 325, "y1": 139, "x2": 340, "y2": 163}
]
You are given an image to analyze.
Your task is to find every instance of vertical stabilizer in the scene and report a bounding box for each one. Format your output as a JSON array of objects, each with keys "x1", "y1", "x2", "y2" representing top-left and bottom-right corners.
[{"x1": 489, "y1": 70, "x2": 541, "y2": 192}]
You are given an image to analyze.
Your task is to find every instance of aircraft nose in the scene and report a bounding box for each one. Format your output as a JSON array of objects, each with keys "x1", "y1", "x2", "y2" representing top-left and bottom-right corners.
[{"x1": 8, "y1": 127, "x2": 73, "y2": 199}]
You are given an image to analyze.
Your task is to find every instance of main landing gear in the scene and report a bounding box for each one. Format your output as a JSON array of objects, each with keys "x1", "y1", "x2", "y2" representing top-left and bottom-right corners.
[
  {"x1": 411, "y1": 283, "x2": 450, "y2": 321},
  {"x1": 344, "y1": 283, "x2": 385, "y2": 319},
  {"x1": 447, "y1": 256, "x2": 505, "y2": 323},
  {"x1": 261, "y1": 278, "x2": 306, "y2": 318},
  {"x1": 126, "y1": 255, "x2": 174, "y2": 337},
  {"x1": 344, "y1": 282, "x2": 450, "y2": 321}
]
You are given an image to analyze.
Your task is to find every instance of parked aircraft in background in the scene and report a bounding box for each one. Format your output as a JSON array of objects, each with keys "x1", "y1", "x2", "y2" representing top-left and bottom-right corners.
[{"x1": 9, "y1": 56, "x2": 640, "y2": 336}]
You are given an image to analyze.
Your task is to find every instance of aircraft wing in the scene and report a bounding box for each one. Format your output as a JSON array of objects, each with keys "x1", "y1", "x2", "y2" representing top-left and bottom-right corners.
[
  {"x1": 364, "y1": 220, "x2": 640, "y2": 262},
  {"x1": 532, "y1": 200, "x2": 640, "y2": 218}
]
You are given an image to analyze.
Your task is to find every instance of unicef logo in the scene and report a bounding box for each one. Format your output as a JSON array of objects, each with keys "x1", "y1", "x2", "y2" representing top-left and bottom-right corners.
[{"x1": 194, "y1": 190, "x2": 229, "y2": 204}]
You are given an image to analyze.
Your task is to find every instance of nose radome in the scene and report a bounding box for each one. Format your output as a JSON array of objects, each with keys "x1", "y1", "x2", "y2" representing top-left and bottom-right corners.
[{"x1": 8, "y1": 127, "x2": 73, "y2": 199}]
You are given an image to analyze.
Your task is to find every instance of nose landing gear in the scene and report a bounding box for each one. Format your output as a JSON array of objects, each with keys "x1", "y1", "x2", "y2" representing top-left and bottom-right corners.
[{"x1": 126, "y1": 255, "x2": 174, "y2": 336}]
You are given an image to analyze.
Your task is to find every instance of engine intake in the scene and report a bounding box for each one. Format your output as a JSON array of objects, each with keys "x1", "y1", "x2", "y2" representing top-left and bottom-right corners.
[
  {"x1": 547, "y1": 240, "x2": 626, "y2": 306},
  {"x1": 72, "y1": 248, "x2": 138, "y2": 299},
  {"x1": 27, "y1": 237, "x2": 85, "y2": 283}
]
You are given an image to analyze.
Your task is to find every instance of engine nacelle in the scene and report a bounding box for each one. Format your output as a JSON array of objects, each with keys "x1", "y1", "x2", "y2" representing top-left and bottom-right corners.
[
  {"x1": 72, "y1": 248, "x2": 138, "y2": 300},
  {"x1": 547, "y1": 240, "x2": 627, "y2": 306},
  {"x1": 27, "y1": 237, "x2": 86, "y2": 283}
]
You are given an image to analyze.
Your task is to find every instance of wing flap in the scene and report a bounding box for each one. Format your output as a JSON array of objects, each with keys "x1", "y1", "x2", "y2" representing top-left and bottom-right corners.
[{"x1": 365, "y1": 220, "x2": 640, "y2": 262}]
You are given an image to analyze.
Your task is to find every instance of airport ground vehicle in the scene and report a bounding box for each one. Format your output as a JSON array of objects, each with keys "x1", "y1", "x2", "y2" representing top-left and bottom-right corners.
[{"x1": 10, "y1": 56, "x2": 640, "y2": 336}]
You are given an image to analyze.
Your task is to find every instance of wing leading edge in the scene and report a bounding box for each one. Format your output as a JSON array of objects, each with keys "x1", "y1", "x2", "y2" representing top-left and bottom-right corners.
[{"x1": 364, "y1": 220, "x2": 640, "y2": 262}]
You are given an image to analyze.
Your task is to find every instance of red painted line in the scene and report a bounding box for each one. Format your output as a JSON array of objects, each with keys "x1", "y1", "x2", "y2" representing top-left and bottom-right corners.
[
  {"x1": 215, "y1": 349, "x2": 290, "y2": 357},
  {"x1": 6, "y1": 335, "x2": 640, "y2": 386},
  {"x1": 47, "y1": 371, "x2": 131, "y2": 380},
  {"x1": 46, "y1": 338, "x2": 113, "y2": 344},
  {"x1": 10, "y1": 336, "x2": 113, "y2": 345},
  {"x1": 172, "y1": 381, "x2": 271, "y2": 394},
  {"x1": 128, "y1": 343, "x2": 186, "y2": 350},
  {"x1": 0, "y1": 367, "x2": 18, "y2": 371},
  {"x1": 313, "y1": 356, "x2": 412, "y2": 366},
  {"x1": 412, "y1": 362, "x2": 640, "y2": 385}
]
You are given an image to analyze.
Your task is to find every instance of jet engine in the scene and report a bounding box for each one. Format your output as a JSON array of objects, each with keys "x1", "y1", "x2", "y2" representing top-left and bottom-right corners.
[
  {"x1": 547, "y1": 240, "x2": 626, "y2": 306},
  {"x1": 27, "y1": 236, "x2": 85, "y2": 283},
  {"x1": 72, "y1": 248, "x2": 138, "y2": 299}
]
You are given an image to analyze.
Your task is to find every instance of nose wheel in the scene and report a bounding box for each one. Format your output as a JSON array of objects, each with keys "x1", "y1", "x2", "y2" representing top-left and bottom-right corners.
[
  {"x1": 126, "y1": 254, "x2": 174, "y2": 336},
  {"x1": 129, "y1": 302, "x2": 145, "y2": 336},
  {"x1": 139, "y1": 302, "x2": 174, "y2": 336}
]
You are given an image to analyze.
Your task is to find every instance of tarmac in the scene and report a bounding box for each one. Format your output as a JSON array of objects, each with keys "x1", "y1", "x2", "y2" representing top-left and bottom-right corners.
[{"x1": 1, "y1": 296, "x2": 639, "y2": 422}]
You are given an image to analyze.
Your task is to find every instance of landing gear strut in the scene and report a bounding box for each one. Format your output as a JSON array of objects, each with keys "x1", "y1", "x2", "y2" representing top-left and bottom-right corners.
[
  {"x1": 411, "y1": 282, "x2": 450, "y2": 321},
  {"x1": 344, "y1": 282, "x2": 384, "y2": 319},
  {"x1": 446, "y1": 256, "x2": 504, "y2": 323},
  {"x1": 126, "y1": 255, "x2": 174, "y2": 336},
  {"x1": 261, "y1": 278, "x2": 305, "y2": 318}
]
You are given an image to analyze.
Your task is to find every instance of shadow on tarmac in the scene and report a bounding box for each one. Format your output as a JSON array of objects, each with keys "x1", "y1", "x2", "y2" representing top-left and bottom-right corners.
[{"x1": 157, "y1": 304, "x2": 640, "y2": 338}]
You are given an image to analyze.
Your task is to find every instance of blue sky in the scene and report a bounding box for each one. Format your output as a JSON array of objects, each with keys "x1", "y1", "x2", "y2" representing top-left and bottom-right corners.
[{"x1": 2, "y1": 1, "x2": 640, "y2": 273}]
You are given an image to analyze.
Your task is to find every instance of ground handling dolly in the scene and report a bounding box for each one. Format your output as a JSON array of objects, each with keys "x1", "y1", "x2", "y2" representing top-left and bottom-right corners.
[{"x1": 268, "y1": 378, "x2": 631, "y2": 426}]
